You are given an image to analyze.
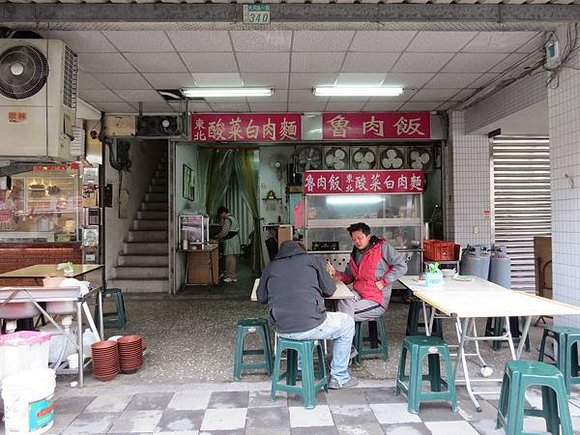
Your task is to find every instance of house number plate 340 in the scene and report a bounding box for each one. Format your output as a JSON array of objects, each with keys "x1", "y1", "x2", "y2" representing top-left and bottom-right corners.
[{"x1": 243, "y1": 5, "x2": 271, "y2": 24}]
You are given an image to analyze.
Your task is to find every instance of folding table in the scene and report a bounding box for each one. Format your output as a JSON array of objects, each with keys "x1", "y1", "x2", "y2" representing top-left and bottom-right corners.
[
  {"x1": 398, "y1": 275, "x2": 580, "y2": 411},
  {"x1": 0, "y1": 284, "x2": 104, "y2": 387}
]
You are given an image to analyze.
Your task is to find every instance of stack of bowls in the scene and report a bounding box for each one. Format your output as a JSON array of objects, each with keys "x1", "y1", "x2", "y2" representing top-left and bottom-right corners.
[
  {"x1": 117, "y1": 335, "x2": 144, "y2": 374},
  {"x1": 91, "y1": 340, "x2": 120, "y2": 381}
]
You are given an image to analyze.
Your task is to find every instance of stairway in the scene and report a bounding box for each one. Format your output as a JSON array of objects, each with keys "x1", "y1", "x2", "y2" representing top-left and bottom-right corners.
[{"x1": 109, "y1": 161, "x2": 169, "y2": 293}]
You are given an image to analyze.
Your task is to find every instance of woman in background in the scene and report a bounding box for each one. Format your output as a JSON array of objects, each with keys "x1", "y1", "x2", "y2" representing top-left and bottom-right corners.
[{"x1": 216, "y1": 206, "x2": 241, "y2": 283}]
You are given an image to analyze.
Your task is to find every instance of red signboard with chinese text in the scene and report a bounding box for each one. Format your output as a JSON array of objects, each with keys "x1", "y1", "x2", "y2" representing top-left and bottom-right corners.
[
  {"x1": 322, "y1": 112, "x2": 430, "y2": 140},
  {"x1": 33, "y1": 163, "x2": 80, "y2": 171},
  {"x1": 303, "y1": 170, "x2": 424, "y2": 194},
  {"x1": 191, "y1": 113, "x2": 301, "y2": 142}
]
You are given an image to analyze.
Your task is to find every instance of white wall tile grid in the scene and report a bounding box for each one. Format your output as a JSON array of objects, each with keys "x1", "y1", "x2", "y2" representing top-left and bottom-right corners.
[
  {"x1": 449, "y1": 111, "x2": 492, "y2": 248},
  {"x1": 547, "y1": 23, "x2": 580, "y2": 327},
  {"x1": 443, "y1": 139, "x2": 455, "y2": 239},
  {"x1": 464, "y1": 72, "x2": 548, "y2": 134}
]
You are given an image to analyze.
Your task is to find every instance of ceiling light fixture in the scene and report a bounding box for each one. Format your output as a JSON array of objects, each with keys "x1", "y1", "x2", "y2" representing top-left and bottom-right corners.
[
  {"x1": 313, "y1": 86, "x2": 404, "y2": 97},
  {"x1": 181, "y1": 87, "x2": 274, "y2": 98}
]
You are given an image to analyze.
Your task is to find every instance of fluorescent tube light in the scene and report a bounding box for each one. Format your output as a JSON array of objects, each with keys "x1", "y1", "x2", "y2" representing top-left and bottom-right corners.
[
  {"x1": 326, "y1": 195, "x2": 384, "y2": 205},
  {"x1": 313, "y1": 86, "x2": 404, "y2": 97},
  {"x1": 181, "y1": 87, "x2": 273, "y2": 98}
]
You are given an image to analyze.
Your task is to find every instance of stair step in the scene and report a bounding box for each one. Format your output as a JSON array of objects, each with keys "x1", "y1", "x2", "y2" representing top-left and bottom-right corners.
[
  {"x1": 127, "y1": 230, "x2": 167, "y2": 242},
  {"x1": 115, "y1": 266, "x2": 168, "y2": 279},
  {"x1": 145, "y1": 192, "x2": 167, "y2": 202},
  {"x1": 123, "y1": 242, "x2": 167, "y2": 255},
  {"x1": 108, "y1": 278, "x2": 168, "y2": 293},
  {"x1": 118, "y1": 255, "x2": 169, "y2": 267},
  {"x1": 154, "y1": 170, "x2": 167, "y2": 177},
  {"x1": 148, "y1": 185, "x2": 167, "y2": 193},
  {"x1": 151, "y1": 178, "x2": 168, "y2": 186},
  {"x1": 141, "y1": 202, "x2": 166, "y2": 211},
  {"x1": 133, "y1": 220, "x2": 168, "y2": 230},
  {"x1": 137, "y1": 210, "x2": 167, "y2": 220}
]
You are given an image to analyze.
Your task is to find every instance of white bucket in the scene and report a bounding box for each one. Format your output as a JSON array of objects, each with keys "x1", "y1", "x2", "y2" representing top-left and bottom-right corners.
[
  {"x1": 0, "y1": 331, "x2": 51, "y2": 381},
  {"x1": 67, "y1": 353, "x2": 79, "y2": 370},
  {"x1": 1, "y1": 368, "x2": 56, "y2": 435}
]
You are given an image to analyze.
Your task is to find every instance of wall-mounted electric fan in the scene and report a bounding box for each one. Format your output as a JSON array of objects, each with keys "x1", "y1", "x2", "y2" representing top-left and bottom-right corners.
[
  {"x1": 379, "y1": 147, "x2": 406, "y2": 169},
  {"x1": 324, "y1": 146, "x2": 349, "y2": 170},
  {"x1": 351, "y1": 146, "x2": 377, "y2": 170},
  {"x1": 269, "y1": 154, "x2": 288, "y2": 179},
  {"x1": 295, "y1": 146, "x2": 322, "y2": 172},
  {"x1": 409, "y1": 146, "x2": 434, "y2": 171}
]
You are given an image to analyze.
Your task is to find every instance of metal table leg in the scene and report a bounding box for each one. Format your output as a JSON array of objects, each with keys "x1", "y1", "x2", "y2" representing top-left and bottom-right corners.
[
  {"x1": 97, "y1": 288, "x2": 104, "y2": 340},
  {"x1": 77, "y1": 300, "x2": 84, "y2": 387},
  {"x1": 421, "y1": 301, "x2": 431, "y2": 336},
  {"x1": 517, "y1": 316, "x2": 533, "y2": 359},
  {"x1": 454, "y1": 316, "x2": 482, "y2": 412}
]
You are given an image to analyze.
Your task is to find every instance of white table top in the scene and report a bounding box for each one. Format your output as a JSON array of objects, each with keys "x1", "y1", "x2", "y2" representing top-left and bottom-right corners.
[
  {"x1": 399, "y1": 275, "x2": 508, "y2": 293},
  {"x1": 0, "y1": 264, "x2": 103, "y2": 279},
  {"x1": 250, "y1": 278, "x2": 353, "y2": 302},
  {"x1": 399, "y1": 275, "x2": 580, "y2": 318},
  {"x1": 0, "y1": 285, "x2": 99, "y2": 302}
]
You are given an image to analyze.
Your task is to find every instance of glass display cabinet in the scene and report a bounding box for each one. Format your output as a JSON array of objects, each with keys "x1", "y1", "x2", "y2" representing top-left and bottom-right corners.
[
  {"x1": 179, "y1": 213, "x2": 210, "y2": 248},
  {"x1": 304, "y1": 192, "x2": 424, "y2": 275},
  {"x1": 0, "y1": 167, "x2": 82, "y2": 242}
]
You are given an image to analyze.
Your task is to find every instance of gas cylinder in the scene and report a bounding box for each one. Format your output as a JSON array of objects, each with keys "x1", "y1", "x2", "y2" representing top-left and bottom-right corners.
[
  {"x1": 460, "y1": 245, "x2": 491, "y2": 279},
  {"x1": 489, "y1": 245, "x2": 511, "y2": 289}
]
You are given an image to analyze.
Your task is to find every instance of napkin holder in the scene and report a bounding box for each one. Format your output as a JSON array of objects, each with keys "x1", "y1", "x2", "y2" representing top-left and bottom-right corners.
[{"x1": 425, "y1": 270, "x2": 443, "y2": 286}]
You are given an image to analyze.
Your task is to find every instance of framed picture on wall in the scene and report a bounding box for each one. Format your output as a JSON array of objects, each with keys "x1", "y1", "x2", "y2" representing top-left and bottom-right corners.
[{"x1": 183, "y1": 164, "x2": 195, "y2": 201}]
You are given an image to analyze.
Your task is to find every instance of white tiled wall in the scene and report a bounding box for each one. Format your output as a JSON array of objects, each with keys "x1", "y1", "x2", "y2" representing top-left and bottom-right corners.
[
  {"x1": 448, "y1": 111, "x2": 493, "y2": 247},
  {"x1": 547, "y1": 25, "x2": 580, "y2": 327},
  {"x1": 443, "y1": 140, "x2": 455, "y2": 239},
  {"x1": 464, "y1": 73, "x2": 547, "y2": 134}
]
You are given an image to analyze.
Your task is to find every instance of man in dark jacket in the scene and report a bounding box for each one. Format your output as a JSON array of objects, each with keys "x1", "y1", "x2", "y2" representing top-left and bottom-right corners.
[{"x1": 257, "y1": 240, "x2": 357, "y2": 389}]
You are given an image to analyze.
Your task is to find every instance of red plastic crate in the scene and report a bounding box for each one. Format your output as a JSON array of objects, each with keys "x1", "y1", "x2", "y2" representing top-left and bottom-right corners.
[{"x1": 423, "y1": 240, "x2": 460, "y2": 261}]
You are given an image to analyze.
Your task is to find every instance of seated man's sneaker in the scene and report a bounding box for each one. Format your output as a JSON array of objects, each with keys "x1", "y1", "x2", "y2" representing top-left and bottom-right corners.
[
  {"x1": 328, "y1": 376, "x2": 359, "y2": 390},
  {"x1": 223, "y1": 278, "x2": 238, "y2": 283}
]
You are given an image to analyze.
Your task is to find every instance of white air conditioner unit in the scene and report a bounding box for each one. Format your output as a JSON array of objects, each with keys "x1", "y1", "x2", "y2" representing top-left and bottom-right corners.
[{"x1": 0, "y1": 39, "x2": 78, "y2": 161}]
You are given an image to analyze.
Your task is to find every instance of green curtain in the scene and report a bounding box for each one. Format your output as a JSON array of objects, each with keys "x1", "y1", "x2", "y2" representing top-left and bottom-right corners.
[
  {"x1": 195, "y1": 147, "x2": 211, "y2": 210},
  {"x1": 204, "y1": 149, "x2": 235, "y2": 218},
  {"x1": 232, "y1": 149, "x2": 270, "y2": 273}
]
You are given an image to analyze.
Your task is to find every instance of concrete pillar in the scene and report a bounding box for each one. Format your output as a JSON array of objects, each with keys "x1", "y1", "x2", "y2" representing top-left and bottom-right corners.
[
  {"x1": 447, "y1": 111, "x2": 493, "y2": 247},
  {"x1": 547, "y1": 25, "x2": 580, "y2": 327}
]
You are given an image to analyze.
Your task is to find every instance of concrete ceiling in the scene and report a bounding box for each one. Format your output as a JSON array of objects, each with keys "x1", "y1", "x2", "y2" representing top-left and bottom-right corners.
[
  {"x1": 1, "y1": 2, "x2": 570, "y2": 121},
  {"x1": 29, "y1": 28, "x2": 545, "y2": 115}
]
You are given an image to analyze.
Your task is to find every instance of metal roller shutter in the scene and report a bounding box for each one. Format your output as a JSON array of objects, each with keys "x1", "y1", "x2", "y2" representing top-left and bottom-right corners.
[{"x1": 492, "y1": 136, "x2": 551, "y2": 292}]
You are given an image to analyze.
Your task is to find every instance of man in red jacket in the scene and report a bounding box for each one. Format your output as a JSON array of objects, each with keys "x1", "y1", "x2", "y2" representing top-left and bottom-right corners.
[{"x1": 328, "y1": 222, "x2": 407, "y2": 328}]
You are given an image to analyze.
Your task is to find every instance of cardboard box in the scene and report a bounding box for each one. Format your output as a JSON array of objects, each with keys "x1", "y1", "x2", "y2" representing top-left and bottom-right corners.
[{"x1": 277, "y1": 225, "x2": 293, "y2": 248}]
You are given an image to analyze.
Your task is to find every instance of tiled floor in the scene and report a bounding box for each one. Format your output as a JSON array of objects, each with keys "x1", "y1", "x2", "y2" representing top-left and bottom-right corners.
[
  {"x1": 2, "y1": 266, "x2": 579, "y2": 434},
  {"x1": 40, "y1": 379, "x2": 580, "y2": 434}
]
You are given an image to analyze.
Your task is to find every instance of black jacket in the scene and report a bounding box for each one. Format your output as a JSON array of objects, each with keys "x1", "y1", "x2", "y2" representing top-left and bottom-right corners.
[{"x1": 256, "y1": 241, "x2": 337, "y2": 333}]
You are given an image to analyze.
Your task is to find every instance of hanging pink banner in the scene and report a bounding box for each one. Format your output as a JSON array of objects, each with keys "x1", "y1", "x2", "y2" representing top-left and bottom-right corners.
[
  {"x1": 303, "y1": 170, "x2": 424, "y2": 194},
  {"x1": 322, "y1": 112, "x2": 431, "y2": 140},
  {"x1": 190, "y1": 113, "x2": 301, "y2": 142}
]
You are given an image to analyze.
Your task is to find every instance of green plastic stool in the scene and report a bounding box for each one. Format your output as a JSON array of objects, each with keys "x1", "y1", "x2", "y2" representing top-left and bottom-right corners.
[
  {"x1": 538, "y1": 325, "x2": 580, "y2": 393},
  {"x1": 233, "y1": 318, "x2": 273, "y2": 381},
  {"x1": 496, "y1": 360, "x2": 573, "y2": 434},
  {"x1": 95, "y1": 288, "x2": 127, "y2": 330},
  {"x1": 270, "y1": 338, "x2": 328, "y2": 409},
  {"x1": 354, "y1": 318, "x2": 388, "y2": 364},
  {"x1": 395, "y1": 335, "x2": 457, "y2": 414}
]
